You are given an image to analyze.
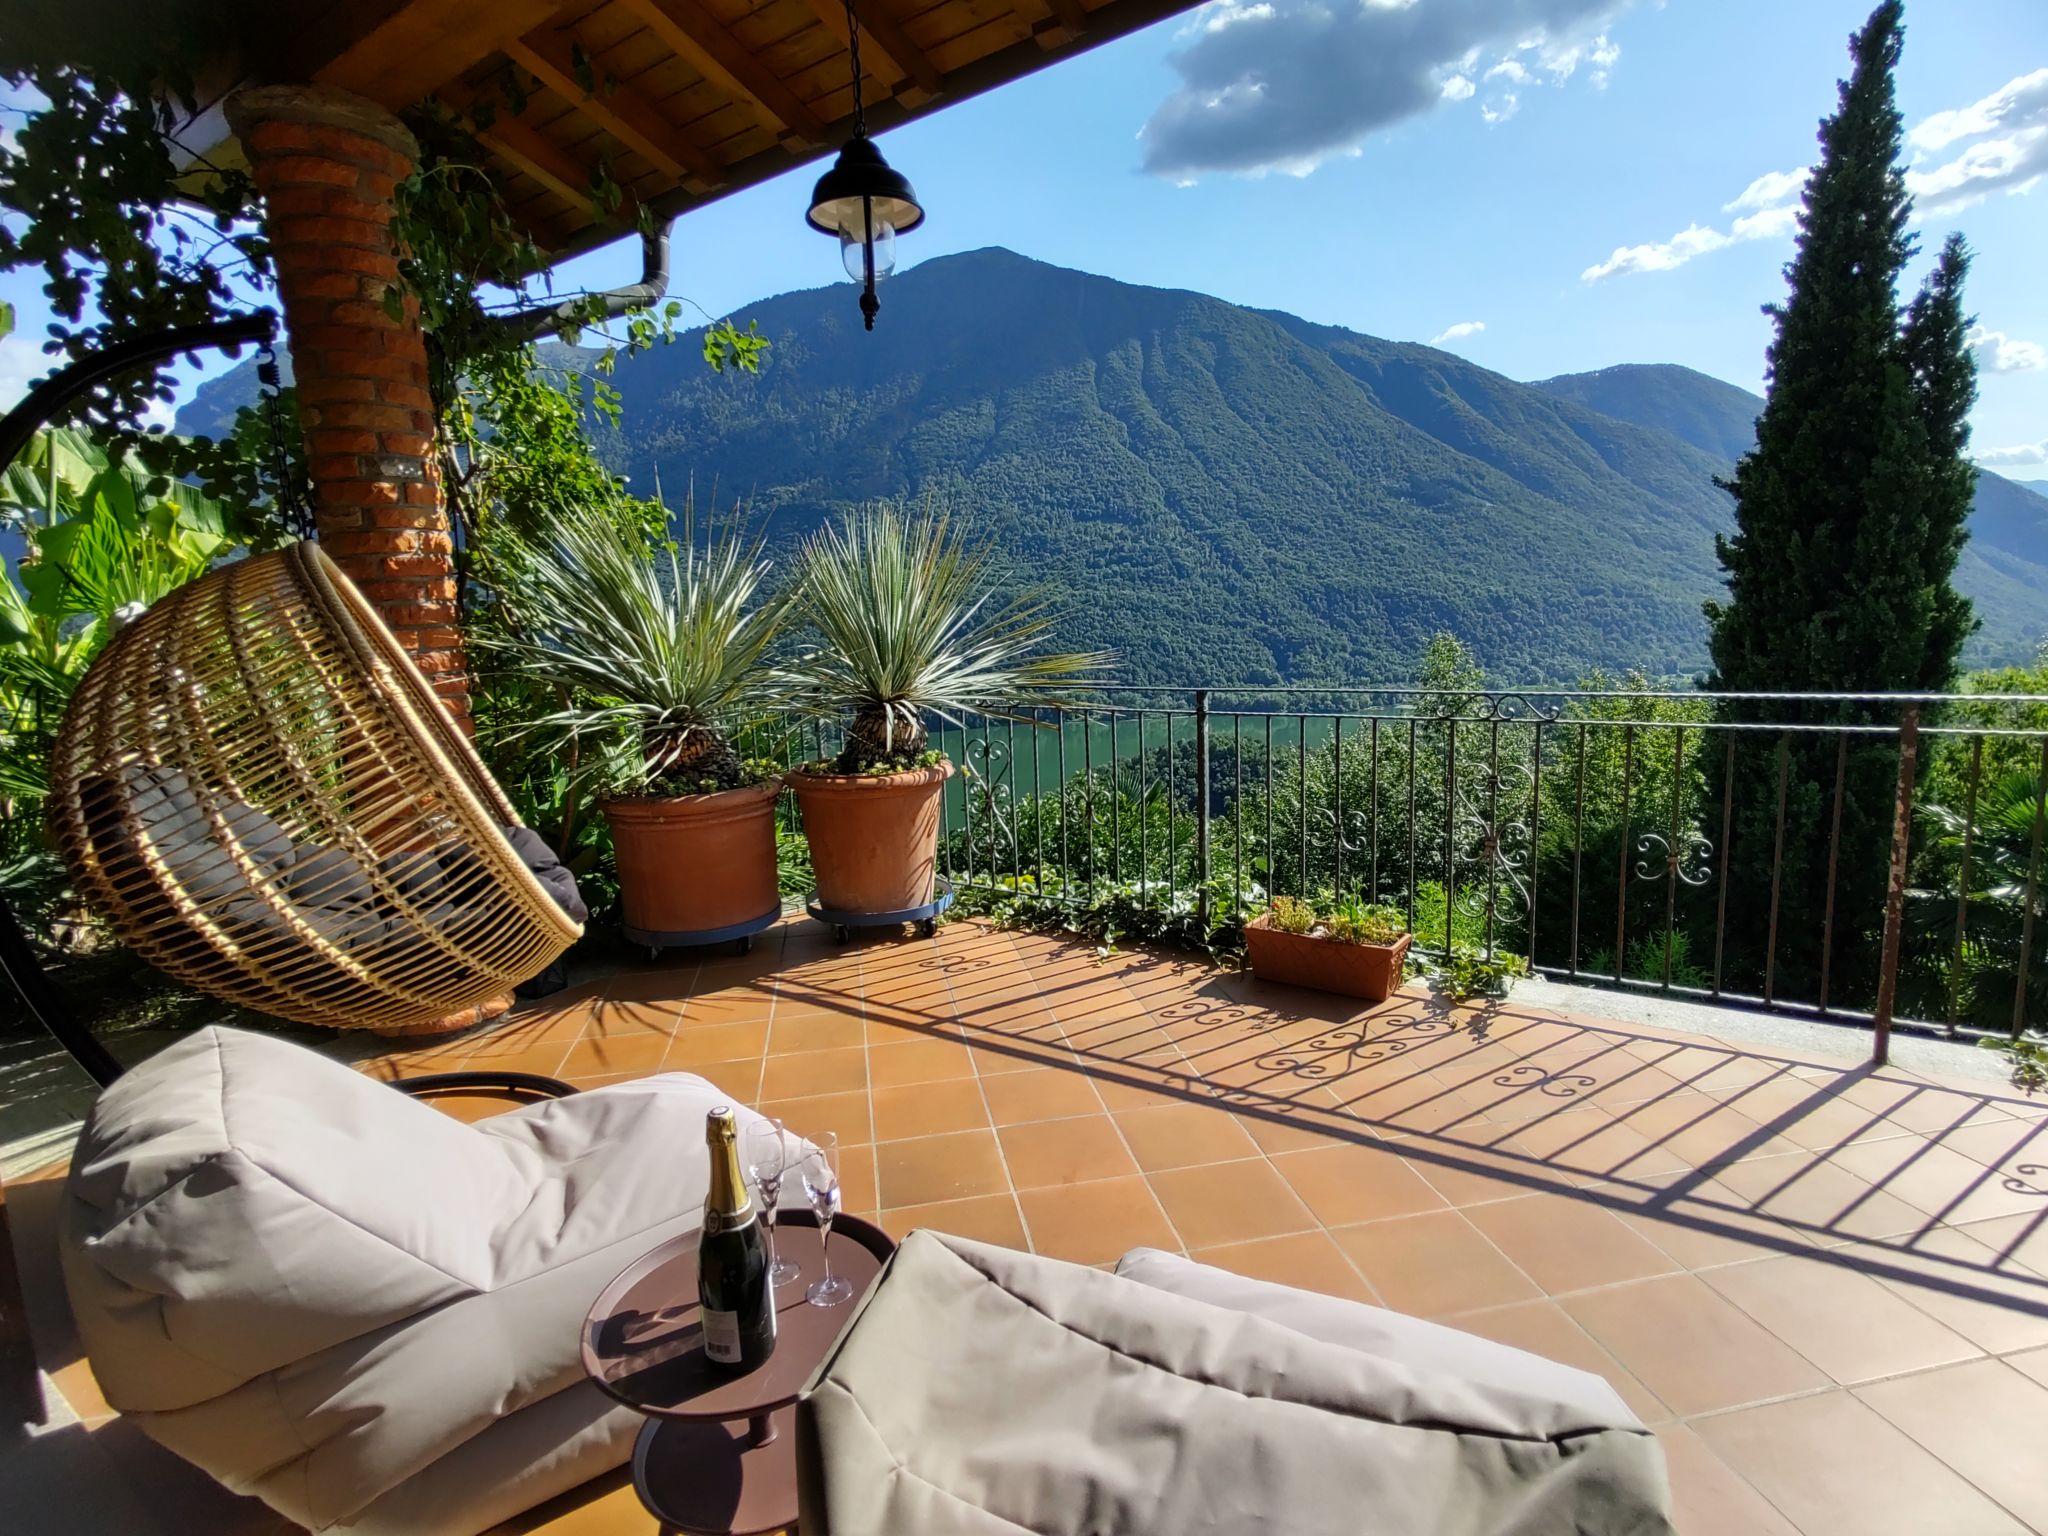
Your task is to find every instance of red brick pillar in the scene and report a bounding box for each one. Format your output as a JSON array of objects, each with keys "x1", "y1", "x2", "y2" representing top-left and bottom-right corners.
[{"x1": 225, "y1": 85, "x2": 470, "y2": 729}]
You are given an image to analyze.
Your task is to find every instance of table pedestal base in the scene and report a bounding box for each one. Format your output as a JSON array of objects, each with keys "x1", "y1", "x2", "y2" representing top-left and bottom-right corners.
[{"x1": 633, "y1": 1406, "x2": 798, "y2": 1536}]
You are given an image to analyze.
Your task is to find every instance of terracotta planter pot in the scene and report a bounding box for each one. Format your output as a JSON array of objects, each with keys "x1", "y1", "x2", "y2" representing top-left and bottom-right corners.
[
  {"x1": 787, "y1": 762, "x2": 954, "y2": 916},
  {"x1": 1245, "y1": 914, "x2": 1412, "y2": 1002},
  {"x1": 602, "y1": 778, "x2": 783, "y2": 944}
]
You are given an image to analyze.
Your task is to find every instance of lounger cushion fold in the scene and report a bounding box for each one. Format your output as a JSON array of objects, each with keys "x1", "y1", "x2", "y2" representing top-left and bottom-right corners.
[
  {"x1": 62, "y1": 1024, "x2": 795, "y2": 1535},
  {"x1": 796, "y1": 1231, "x2": 1673, "y2": 1536}
]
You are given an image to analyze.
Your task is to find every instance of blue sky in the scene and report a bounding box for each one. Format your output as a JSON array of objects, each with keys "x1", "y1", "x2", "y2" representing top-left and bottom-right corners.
[{"x1": 4, "y1": 0, "x2": 2045, "y2": 471}]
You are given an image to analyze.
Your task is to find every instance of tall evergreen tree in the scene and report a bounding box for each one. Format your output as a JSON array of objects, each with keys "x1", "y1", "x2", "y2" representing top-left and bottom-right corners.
[{"x1": 1704, "y1": 0, "x2": 1978, "y2": 1008}]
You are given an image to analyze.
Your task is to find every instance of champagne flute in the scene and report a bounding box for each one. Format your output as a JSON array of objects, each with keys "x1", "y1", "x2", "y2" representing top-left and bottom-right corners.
[
  {"x1": 800, "y1": 1132, "x2": 851, "y2": 1307},
  {"x1": 743, "y1": 1119, "x2": 801, "y2": 1287}
]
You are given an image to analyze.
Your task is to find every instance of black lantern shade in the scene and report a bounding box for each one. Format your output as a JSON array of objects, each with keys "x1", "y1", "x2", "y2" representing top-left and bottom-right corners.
[{"x1": 808, "y1": 134, "x2": 924, "y2": 330}]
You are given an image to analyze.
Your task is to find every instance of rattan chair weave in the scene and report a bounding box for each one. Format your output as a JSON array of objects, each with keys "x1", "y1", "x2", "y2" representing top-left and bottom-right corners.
[{"x1": 48, "y1": 542, "x2": 580, "y2": 1033}]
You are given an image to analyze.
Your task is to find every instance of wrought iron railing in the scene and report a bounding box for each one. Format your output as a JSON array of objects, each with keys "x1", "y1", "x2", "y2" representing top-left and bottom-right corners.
[{"x1": 744, "y1": 686, "x2": 2048, "y2": 1062}]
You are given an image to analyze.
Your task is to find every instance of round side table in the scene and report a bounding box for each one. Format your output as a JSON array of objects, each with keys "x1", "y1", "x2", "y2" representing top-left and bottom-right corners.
[{"x1": 582, "y1": 1211, "x2": 894, "y2": 1536}]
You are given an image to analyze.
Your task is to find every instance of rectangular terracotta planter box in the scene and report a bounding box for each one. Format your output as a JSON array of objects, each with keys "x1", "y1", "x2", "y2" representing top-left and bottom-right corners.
[{"x1": 1245, "y1": 915, "x2": 1412, "y2": 1002}]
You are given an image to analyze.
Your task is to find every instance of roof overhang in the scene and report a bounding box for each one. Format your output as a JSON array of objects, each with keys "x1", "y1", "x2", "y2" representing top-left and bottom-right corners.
[{"x1": 132, "y1": 0, "x2": 1204, "y2": 270}]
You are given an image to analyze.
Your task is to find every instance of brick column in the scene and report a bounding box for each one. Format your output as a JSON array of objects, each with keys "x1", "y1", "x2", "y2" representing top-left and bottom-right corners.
[{"x1": 225, "y1": 86, "x2": 470, "y2": 729}]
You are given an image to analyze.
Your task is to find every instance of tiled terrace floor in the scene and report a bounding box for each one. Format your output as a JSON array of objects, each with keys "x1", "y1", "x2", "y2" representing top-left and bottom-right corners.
[{"x1": 9, "y1": 915, "x2": 2048, "y2": 1534}]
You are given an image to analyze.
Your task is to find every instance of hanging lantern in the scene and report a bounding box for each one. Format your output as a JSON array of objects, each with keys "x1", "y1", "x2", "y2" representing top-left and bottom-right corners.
[{"x1": 806, "y1": 0, "x2": 924, "y2": 330}]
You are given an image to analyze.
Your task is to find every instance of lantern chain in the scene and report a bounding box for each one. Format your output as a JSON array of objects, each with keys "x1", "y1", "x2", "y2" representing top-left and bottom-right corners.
[{"x1": 843, "y1": 0, "x2": 867, "y2": 136}]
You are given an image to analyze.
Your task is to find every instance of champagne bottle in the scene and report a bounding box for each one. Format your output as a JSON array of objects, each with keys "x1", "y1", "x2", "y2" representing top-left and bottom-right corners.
[{"x1": 698, "y1": 1107, "x2": 777, "y2": 1371}]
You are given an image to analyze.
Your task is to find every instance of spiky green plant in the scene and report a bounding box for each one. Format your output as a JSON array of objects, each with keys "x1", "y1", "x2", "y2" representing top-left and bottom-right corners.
[
  {"x1": 481, "y1": 501, "x2": 790, "y2": 794},
  {"x1": 783, "y1": 503, "x2": 1111, "y2": 772}
]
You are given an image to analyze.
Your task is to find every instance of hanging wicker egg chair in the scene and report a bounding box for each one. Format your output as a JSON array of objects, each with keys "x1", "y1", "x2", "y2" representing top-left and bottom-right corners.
[{"x1": 46, "y1": 542, "x2": 584, "y2": 1036}]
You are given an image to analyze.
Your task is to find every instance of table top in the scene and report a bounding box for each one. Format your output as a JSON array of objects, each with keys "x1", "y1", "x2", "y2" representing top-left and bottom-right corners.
[{"x1": 581, "y1": 1210, "x2": 893, "y2": 1421}]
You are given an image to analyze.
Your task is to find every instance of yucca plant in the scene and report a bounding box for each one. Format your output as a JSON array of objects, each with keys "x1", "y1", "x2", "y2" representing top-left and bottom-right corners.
[
  {"x1": 482, "y1": 500, "x2": 789, "y2": 795},
  {"x1": 784, "y1": 502, "x2": 1110, "y2": 772}
]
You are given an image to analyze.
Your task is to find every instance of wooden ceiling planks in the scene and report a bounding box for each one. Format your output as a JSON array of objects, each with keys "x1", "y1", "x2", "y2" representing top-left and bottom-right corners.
[{"x1": 196, "y1": 0, "x2": 1203, "y2": 267}]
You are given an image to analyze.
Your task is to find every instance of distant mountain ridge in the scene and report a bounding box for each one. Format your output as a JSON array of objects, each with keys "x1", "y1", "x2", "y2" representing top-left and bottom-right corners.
[{"x1": 176, "y1": 248, "x2": 2048, "y2": 681}]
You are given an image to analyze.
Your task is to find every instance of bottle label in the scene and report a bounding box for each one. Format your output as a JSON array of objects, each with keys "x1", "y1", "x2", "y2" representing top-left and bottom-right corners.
[{"x1": 702, "y1": 1307, "x2": 743, "y2": 1365}]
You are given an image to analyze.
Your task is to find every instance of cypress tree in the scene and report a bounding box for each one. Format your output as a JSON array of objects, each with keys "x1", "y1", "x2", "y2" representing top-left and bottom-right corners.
[{"x1": 1703, "y1": 0, "x2": 1978, "y2": 1007}]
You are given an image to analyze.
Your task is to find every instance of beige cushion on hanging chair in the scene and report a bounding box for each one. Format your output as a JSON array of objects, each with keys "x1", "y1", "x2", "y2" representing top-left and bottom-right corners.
[{"x1": 61, "y1": 1025, "x2": 800, "y2": 1536}]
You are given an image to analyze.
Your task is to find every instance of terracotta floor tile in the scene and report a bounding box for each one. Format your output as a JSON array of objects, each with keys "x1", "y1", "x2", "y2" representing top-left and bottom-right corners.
[
  {"x1": 757, "y1": 1046, "x2": 868, "y2": 1100},
  {"x1": 603, "y1": 966, "x2": 699, "y2": 1003},
  {"x1": 581, "y1": 995, "x2": 683, "y2": 1036},
  {"x1": 1826, "y1": 1136, "x2": 2046, "y2": 1228},
  {"x1": 1332, "y1": 1210, "x2": 1541, "y2": 1316},
  {"x1": 1598, "y1": 1089, "x2": 1804, "y2": 1172},
  {"x1": 1828, "y1": 1225, "x2": 2048, "y2": 1356},
  {"x1": 1147, "y1": 1158, "x2": 1317, "y2": 1248},
  {"x1": 870, "y1": 1078, "x2": 992, "y2": 1142},
  {"x1": 1017, "y1": 1176, "x2": 1179, "y2": 1265},
  {"x1": 879, "y1": 1193, "x2": 1029, "y2": 1250},
  {"x1": 1856, "y1": 1358, "x2": 2048, "y2": 1530},
  {"x1": 1562, "y1": 1274, "x2": 1828, "y2": 1416},
  {"x1": 997, "y1": 1116, "x2": 1139, "y2": 1189},
  {"x1": 663, "y1": 1019, "x2": 770, "y2": 1069},
  {"x1": 765, "y1": 1012, "x2": 865, "y2": 1055},
  {"x1": 1462, "y1": 1192, "x2": 1678, "y2": 1294},
  {"x1": 1449, "y1": 1300, "x2": 1668, "y2": 1425},
  {"x1": 1229, "y1": 1108, "x2": 1360, "y2": 1164},
  {"x1": 874, "y1": 1129, "x2": 1009, "y2": 1208},
  {"x1": 1087, "y1": 1053, "x2": 1199, "y2": 1113},
  {"x1": 1399, "y1": 1134, "x2": 1553, "y2": 1208},
  {"x1": 1954, "y1": 1210, "x2": 2048, "y2": 1274},
  {"x1": 1190, "y1": 1231, "x2": 1377, "y2": 1303},
  {"x1": 835, "y1": 1142, "x2": 879, "y2": 1215},
  {"x1": 1591, "y1": 1169, "x2": 1815, "y2": 1270},
  {"x1": 1694, "y1": 1389, "x2": 2028, "y2": 1536},
  {"x1": 1708, "y1": 1074, "x2": 1918, "y2": 1152},
  {"x1": 867, "y1": 1037, "x2": 976, "y2": 1088},
  {"x1": 1708, "y1": 1150, "x2": 1932, "y2": 1247},
  {"x1": 678, "y1": 1056, "x2": 764, "y2": 1104},
  {"x1": 557, "y1": 1032, "x2": 669, "y2": 1079},
  {"x1": 1701, "y1": 1252, "x2": 1980, "y2": 1384},
  {"x1": 1503, "y1": 1105, "x2": 1694, "y2": 1188},
  {"x1": 978, "y1": 1066, "x2": 1105, "y2": 1125},
  {"x1": 758, "y1": 1090, "x2": 872, "y2": 1151},
  {"x1": 677, "y1": 989, "x2": 778, "y2": 1027},
  {"x1": 1268, "y1": 1143, "x2": 1449, "y2": 1227},
  {"x1": 1113, "y1": 1103, "x2": 1262, "y2": 1171},
  {"x1": 2009, "y1": 1346, "x2": 2048, "y2": 1390},
  {"x1": 1655, "y1": 1424, "x2": 1800, "y2": 1536}
]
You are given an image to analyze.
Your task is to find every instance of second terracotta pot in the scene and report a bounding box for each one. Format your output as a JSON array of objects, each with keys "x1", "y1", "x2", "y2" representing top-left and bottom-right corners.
[
  {"x1": 788, "y1": 762, "x2": 954, "y2": 915},
  {"x1": 1245, "y1": 915, "x2": 1412, "y2": 1002},
  {"x1": 603, "y1": 777, "x2": 783, "y2": 943}
]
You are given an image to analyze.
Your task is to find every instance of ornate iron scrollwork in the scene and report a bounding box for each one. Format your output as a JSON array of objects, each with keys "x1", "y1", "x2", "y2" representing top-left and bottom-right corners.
[{"x1": 1632, "y1": 831, "x2": 1713, "y2": 886}]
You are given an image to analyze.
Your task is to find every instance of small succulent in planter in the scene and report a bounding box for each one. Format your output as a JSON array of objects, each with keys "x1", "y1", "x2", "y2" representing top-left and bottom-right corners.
[
  {"x1": 1248, "y1": 894, "x2": 1412, "y2": 1002},
  {"x1": 780, "y1": 502, "x2": 1111, "y2": 921}
]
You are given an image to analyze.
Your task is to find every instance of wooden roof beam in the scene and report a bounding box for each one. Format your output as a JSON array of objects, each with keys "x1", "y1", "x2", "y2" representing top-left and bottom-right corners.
[
  {"x1": 434, "y1": 82, "x2": 618, "y2": 239},
  {"x1": 795, "y1": 0, "x2": 943, "y2": 104},
  {"x1": 617, "y1": 0, "x2": 830, "y2": 148},
  {"x1": 1030, "y1": 0, "x2": 1091, "y2": 49},
  {"x1": 504, "y1": 30, "x2": 724, "y2": 194}
]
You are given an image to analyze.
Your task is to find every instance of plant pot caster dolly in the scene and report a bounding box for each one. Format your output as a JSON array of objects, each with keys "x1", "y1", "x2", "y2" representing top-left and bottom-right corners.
[{"x1": 806, "y1": 878, "x2": 954, "y2": 944}]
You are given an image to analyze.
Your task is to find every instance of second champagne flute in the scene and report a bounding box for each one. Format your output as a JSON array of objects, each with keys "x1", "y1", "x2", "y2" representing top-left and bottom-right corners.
[
  {"x1": 742, "y1": 1118, "x2": 801, "y2": 1287},
  {"x1": 799, "y1": 1132, "x2": 852, "y2": 1307}
]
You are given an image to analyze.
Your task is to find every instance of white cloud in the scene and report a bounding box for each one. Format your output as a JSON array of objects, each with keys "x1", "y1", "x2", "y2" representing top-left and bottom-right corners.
[
  {"x1": 1724, "y1": 166, "x2": 1810, "y2": 213},
  {"x1": 1905, "y1": 69, "x2": 2048, "y2": 215},
  {"x1": 1975, "y1": 438, "x2": 2048, "y2": 469},
  {"x1": 1140, "y1": 0, "x2": 1636, "y2": 181},
  {"x1": 1428, "y1": 320, "x2": 1486, "y2": 346},
  {"x1": 1582, "y1": 164, "x2": 1807, "y2": 282},
  {"x1": 1968, "y1": 326, "x2": 2047, "y2": 374}
]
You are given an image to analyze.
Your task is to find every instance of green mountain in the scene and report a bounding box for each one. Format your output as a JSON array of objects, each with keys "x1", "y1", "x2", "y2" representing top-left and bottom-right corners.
[
  {"x1": 1533, "y1": 362, "x2": 2048, "y2": 663},
  {"x1": 178, "y1": 249, "x2": 2047, "y2": 682}
]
